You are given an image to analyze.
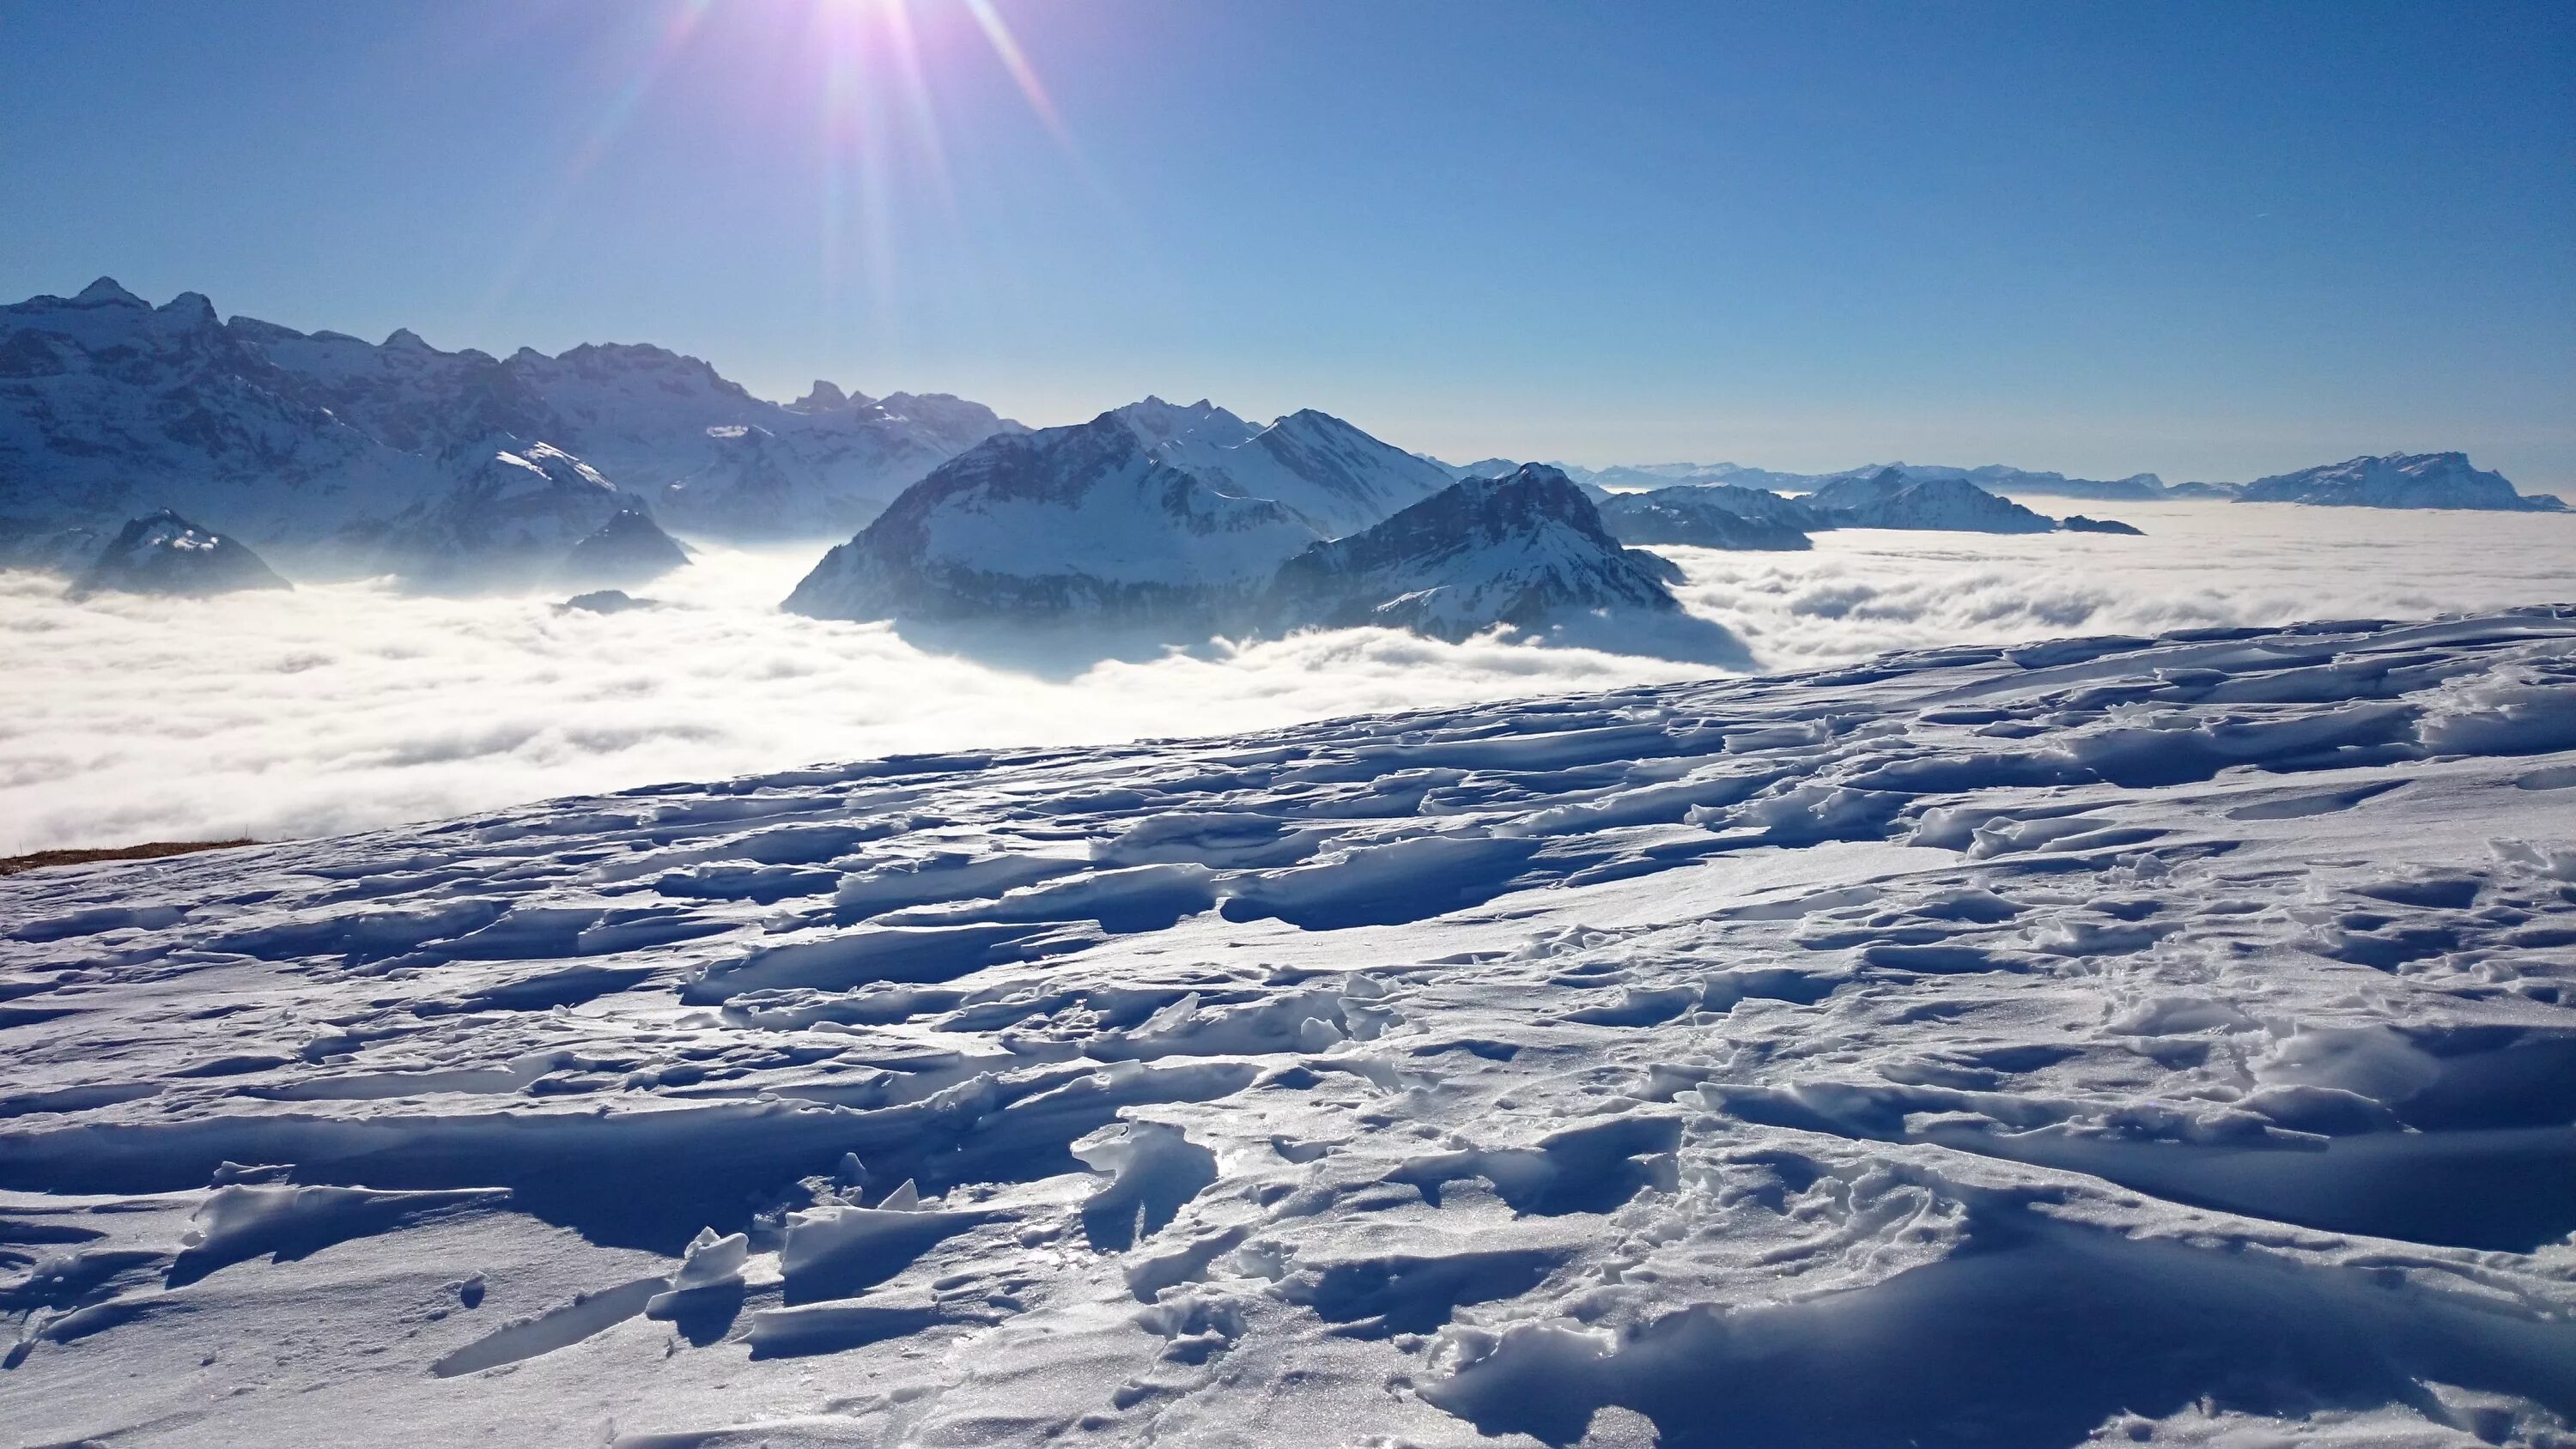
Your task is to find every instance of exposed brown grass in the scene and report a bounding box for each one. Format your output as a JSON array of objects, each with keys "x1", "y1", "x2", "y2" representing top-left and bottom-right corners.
[{"x1": 0, "y1": 839, "x2": 258, "y2": 877}]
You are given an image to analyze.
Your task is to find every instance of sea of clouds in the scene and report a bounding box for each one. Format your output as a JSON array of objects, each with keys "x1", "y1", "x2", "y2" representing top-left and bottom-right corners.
[{"x1": 4, "y1": 498, "x2": 2571, "y2": 855}]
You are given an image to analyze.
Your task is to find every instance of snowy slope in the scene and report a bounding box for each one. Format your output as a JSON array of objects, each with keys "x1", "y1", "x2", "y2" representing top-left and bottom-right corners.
[
  {"x1": 64, "y1": 509, "x2": 289, "y2": 600},
  {"x1": 1260, "y1": 465, "x2": 1689, "y2": 640},
  {"x1": 6, "y1": 607, "x2": 2575, "y2": 1446},
  {"x1": 1118, "y1": 399, "x2": 1455, "y2": 538},
  {"x1": 2237, "y1": 452, "x2": 2567, "y2": 512}
]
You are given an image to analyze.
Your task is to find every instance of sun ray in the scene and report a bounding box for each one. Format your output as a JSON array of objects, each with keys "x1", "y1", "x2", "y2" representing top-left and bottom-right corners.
[
  {"x1": 960, "y1": 0, "x2": 1071, "y2": 149},
  {"x1": 471, "y1": 0, "x2": 715, "y2": 324}
]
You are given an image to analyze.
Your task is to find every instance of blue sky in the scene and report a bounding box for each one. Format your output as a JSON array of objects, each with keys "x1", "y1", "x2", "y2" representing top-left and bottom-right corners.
[{"x1": 3, "y1": 1, "x2": 2569, "y2": 486}]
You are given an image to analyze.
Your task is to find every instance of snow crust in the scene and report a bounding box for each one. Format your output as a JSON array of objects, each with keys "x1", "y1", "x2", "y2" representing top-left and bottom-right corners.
[{"x1": 6, "y1": 607, "x2": 2576, "y2": 1445}]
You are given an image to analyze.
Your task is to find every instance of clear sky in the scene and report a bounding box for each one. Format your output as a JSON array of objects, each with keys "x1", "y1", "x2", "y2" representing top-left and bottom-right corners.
[{"x1": 3, "y1": 1, "x2": 2569, "y2": 487}]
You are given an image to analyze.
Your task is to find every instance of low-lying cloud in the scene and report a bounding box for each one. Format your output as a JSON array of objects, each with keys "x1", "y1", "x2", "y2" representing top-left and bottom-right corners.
[{"x1": 4, "y1": 499, "x2": 2570, "y2": 855}]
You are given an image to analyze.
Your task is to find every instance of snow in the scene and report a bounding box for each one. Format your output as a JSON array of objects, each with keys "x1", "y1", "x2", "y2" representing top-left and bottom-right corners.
[{"x1": 4, "y1": 604, "x2": 2575, "y2": 1445}]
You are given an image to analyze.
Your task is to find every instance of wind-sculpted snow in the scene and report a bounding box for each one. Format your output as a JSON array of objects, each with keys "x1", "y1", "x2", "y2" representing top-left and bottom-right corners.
[{"x1": 5, "y1": 609, "x2": 2576, "y2": 1445}]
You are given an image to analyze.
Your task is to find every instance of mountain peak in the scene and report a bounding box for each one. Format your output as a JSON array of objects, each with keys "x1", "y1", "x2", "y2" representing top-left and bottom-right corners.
[
  {"x1": 790, "y1": 379, "x2": 871, "y2": 412},
  {"x1": 73, "y1": 276, "x2": 146, "y2": 307},
  {"x1": 158, "y1": 291, "x2": 219, "y2": 326},
  {"x1": 382, "y1": 327, "x2": 433, "y2": 352},
  {"x1": 1110, "y1": 396, "x2": 1252, "y2": 450}
]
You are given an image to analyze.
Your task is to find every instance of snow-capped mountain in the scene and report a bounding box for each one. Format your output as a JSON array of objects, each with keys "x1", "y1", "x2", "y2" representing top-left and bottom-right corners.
[
  {"x1": 64, "y1": 509, "x2": 289, "y2": 600},
  {"x1": 783, "y1": 410, "x2": 1321, "y2": 625},
  {"x1": 1595, "y1": 485, "x2": 1824, "y2": 549},
  {"x1": 378, "y1": 442, "x2": 682, "y2": 590},
  {"x1": 7, "y1": 608, "x2": 2574, "y2": 1446},
  {"x1": 787, "y1": 401, "x2": 1478, "y2": 629},
  {"x1": 0, "y1": 278, "x2": 1023, "y2": 569},
  {"x1": 1112, "y1": 399, "x2": 1455, "y2": 538},
  {"x1": 0, "y1": 280, "x2": 446, "y2": 552},
  {"x1": 1260, "y1": 464, "x2": 1685, "y2": 640},
  {"x1": 2236, "y1": 452, "x2": 2566, "y2": 512},
  {"x1": 1804, "y1": 467, "x2": 2060, "y2": 533},
  {"x1": 244, "y1": 323, "x2": 1024, "y2": 539}
]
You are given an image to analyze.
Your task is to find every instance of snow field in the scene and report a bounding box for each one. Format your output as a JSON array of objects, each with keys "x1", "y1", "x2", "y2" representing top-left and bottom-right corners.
[{"x1": 3, "y1": 608, "x2": 2575, "y2": 1445}]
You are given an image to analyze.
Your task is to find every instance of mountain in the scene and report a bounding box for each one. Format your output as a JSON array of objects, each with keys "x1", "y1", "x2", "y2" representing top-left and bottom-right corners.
[
  {"x1": 1260, "y1": 464, "x2": 1686, "y2": 640},
  {"x1": 786, "y1": 400, "x2": 1479, "y2": 628},
  {"x1": 64, "y1": 509, "x2": 289, "y2": 599},
  {"x1": 1594, "y1": 485, "x2": 1818, "y2": 550},
  {"x1": 1820, "y1": 462, "x2": 2175, "y2": 502},
  {"x1": 561, "y1": 507, "x2": 692, "y2": 589},
  {"x1": 0, "y1": 277, "x2": 1022, "y2": 569},
  {"x1": 377, "y1": 442, "x2": 679, "y2": 589},
  {"x1": 2235, "y1": 452, "x2": 2566, "y2": 512},
  {"x1": 0, "y1": 280, "x2": 446, "y2": 553},
  {"x1": 783, "y1": 410, "x2": 1321, "y2": 625},
  {"x1": 1116, "y1": 399, "x2": 1454, "y2": 537},
  {"x1": 1576, "y1": 461, "x2": 1823, "y2": 493},
  {"x1": 244, "y1": 324, "x2": 1024, "y2": 539},
  {"x1": 1804, "y1": 467, "x2": 2059, "y2": 533},
  {"x1": 1426, "y1": 454, "x2": 1525, "y2": 482}
]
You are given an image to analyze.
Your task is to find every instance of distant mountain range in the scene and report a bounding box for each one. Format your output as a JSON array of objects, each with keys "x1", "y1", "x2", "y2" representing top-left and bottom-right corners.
[
  {"x1": 781, "y1": 402, "x2": 2174, "y2": 651},
  {"x1": 1441, "y1": 454, "x2": 2564, "y2": 512},
  {"x1": 0, "y1": 278, "x2": 1022, "y2": 583},
  {"x1": 7, "y1": 276, "x2": 2558, "y2": 642}
]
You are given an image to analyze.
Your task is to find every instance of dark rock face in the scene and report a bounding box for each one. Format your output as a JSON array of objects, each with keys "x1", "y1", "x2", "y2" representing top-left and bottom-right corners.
[
  {"x1": 67, "y1": 510, "x2": 289, "y2": 600},
  {"x1": 2058, "y1": 515, "x2": 2146, "y2": 537},
  {"x1": 559, "y1": 589, "x2": 651, "y2": 615}
]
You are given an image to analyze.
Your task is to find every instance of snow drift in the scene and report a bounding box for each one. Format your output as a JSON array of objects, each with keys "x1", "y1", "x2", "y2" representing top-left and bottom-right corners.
[{"x1": 4, "y1": 606, "x2": 2576, "y2": 1446}]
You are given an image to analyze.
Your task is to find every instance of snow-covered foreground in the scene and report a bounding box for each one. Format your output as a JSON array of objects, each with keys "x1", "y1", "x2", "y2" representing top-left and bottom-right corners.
[
  {"x1": 5, "y1": 607, "x2": 2576, "y2": 1446},
  {"x1": 7, "y1": 499, "x2": 2576, "y2": 857}
]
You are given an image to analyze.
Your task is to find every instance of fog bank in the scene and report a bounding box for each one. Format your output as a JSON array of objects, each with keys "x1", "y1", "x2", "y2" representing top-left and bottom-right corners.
[{"x1": 3, "y1": 500, "x2": 2567, "y2": 854}]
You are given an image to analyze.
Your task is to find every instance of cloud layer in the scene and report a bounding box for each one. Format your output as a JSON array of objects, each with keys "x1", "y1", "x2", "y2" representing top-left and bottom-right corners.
[{"x1": 4, "y1": 500, "x2": 2570, "y2": 854}]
